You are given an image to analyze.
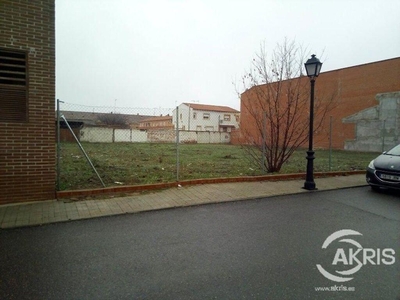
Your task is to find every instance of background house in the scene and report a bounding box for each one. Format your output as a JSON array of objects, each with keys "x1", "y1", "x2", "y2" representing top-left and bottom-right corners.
[
  {"x1": 60, "y1": 111, "x2": 152, "y2": 129},
  {"x1": 1, "y1": 0, "x2": 55, "y2": 204},
  {"x1": 138, "y1": 115, "x2": 173, "y2": 130},
  {"x1": 173, "y1": 103, "x2": 240, "y2": 132},
  {"x1": 57, "y1": 111, "x2": 152, "y2": 142}
]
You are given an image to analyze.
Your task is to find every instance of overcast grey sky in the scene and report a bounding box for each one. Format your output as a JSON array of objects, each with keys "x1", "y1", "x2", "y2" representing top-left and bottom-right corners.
[{"x1": 56, "y1": 0, "x2": 400, "y2": 110}]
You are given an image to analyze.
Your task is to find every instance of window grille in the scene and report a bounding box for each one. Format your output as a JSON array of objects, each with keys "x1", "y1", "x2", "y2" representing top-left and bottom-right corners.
[{"x1": 0, "y1": 48, "x2": 28, "y2": 122}]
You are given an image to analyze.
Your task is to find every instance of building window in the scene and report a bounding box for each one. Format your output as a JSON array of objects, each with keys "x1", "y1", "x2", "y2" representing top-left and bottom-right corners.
[
  {"x1": 193, "y1": 112, "x2": 197, "y2": 119},
  {"x1": 0, "y1": 48, "x2": 28, "y2": 122},
  {"x1": 203, "y1": 113, "x2": 210, "y2": 120},
  {"x1": 196, "y1": 125, "x2": 202, "y2": 131},
  {"x1": 224, "y1": 114, "x2": 231, "y2": 121}
]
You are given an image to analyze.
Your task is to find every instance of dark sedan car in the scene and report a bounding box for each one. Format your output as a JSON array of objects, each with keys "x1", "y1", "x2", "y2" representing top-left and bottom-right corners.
[{"x1": 366, "y1": 144, "x2": 400, "y2": 191}]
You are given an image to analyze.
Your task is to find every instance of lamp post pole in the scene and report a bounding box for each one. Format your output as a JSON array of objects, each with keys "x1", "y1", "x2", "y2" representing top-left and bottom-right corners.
[
  {"x1": 303, "y1": 54, "x2": 322, "y2": 190},
  {"x1": 304, "y1": 77, "x2": 316, "y2": 190}
]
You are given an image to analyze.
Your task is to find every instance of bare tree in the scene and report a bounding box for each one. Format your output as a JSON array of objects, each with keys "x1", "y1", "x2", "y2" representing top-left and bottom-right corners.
[
  {"x1": 237, "y1": 39, "x2": 337, "y2": 173},
  {"x1": 97, "y1": 112, "x2": 128, "y2": 127}
]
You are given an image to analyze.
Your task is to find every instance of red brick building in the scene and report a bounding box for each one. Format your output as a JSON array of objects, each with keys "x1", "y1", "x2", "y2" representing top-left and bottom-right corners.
[
  {"x1": 237, "y1": 57, "x2": 400, "y2": 150},
  {"x1": 139, "y1": 115, "x2": 174, "y2": 130},
  {"x1": 0, "y1": 1, "x2": 55, "y2": 204}
]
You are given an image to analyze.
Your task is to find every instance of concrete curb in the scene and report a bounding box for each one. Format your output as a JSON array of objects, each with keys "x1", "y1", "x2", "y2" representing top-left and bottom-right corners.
[
  {"x1": 56, "y1": 170, "x2": 365, "y2": 199},
  {"x1": 0, "y1": 174, "x2": 368, "y2": 230}
]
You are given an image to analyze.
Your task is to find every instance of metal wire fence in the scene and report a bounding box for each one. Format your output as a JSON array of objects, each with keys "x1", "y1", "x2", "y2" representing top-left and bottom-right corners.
[
  {"x1": 56, "y1": 100, "x2": 390, "y2": 191},
  {"x1": 56, "y1": 100, "x2": 248, "y2": 191}
]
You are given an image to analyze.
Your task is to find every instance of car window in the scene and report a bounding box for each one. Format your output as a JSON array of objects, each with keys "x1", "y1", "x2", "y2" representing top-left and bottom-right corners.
[{"x1": 386, "y1": 144, "x2": 400, "y2": 156}]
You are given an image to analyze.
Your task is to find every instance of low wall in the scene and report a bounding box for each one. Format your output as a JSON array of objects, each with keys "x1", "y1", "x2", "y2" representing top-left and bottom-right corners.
[
  {"x1": 80, "y1": 127, "x2": 114, "y2": 143},
  {"x1": 79, "y1": 127, "x2": 231, "y2": 144},
  {"x1": 115, "y1": 129, "x2": 147, "y2": 142}
]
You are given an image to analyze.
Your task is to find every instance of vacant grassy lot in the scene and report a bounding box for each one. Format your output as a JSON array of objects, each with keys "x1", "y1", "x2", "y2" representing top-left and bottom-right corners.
[{"x1": 58, "y1": 142, "x2": 378, "y2": 190}]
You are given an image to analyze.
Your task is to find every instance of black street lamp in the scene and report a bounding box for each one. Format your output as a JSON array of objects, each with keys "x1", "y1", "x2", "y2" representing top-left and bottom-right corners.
[{"x1": 304, "y1": 54, "x2": 322, "y2": 190}]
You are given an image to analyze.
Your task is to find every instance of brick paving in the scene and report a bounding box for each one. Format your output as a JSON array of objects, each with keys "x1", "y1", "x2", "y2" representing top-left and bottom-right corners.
[{"x1": 0, "y1": 174, "x2": 367, "y2": 229}]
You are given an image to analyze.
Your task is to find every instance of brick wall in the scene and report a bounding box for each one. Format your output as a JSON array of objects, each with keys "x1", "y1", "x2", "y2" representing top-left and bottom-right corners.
[
  {"x1": 0, "y1": 0, "x2": 55, "y2": 204},
  {"x1": 238, "y1": 58, "x2": 400, "y2": 150}
]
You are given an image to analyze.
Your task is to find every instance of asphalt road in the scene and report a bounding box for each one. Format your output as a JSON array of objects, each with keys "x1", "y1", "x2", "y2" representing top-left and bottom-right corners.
[{"x1": 0, "y1": 187, "x2": 399, "y2": 300}]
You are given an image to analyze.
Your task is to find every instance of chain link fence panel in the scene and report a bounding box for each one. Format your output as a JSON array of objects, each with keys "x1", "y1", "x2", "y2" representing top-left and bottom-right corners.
[
  {"x1": 56, "y1": 101, "x2": 385, "y2": 192},
  {"x1": 56, "y1": 101, "x2": 252, "y2": 191}
]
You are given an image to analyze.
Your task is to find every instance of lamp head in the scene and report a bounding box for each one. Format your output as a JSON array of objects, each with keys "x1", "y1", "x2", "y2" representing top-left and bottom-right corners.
[{"x1": 305, "y1": 54, "x2": 322, "y2": 78}]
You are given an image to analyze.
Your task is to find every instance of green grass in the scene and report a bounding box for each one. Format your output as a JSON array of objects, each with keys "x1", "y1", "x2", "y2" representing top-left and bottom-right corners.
[{"x1": 58, "y1": 142, "x2": 378, "y2": 190}]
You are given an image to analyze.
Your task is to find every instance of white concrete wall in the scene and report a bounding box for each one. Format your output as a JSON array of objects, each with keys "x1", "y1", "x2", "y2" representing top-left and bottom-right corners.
[
  {"x1": 179, "y1": 131, "x2": 197, "y2": 143},
  {"x1": 114, "y1": 129, "x2": 130, "y2": 142},
  {"x1": 148, "y1": 130, "x2": 175, "y2": 143},
  {"x1": 80, "y1": 126, "x2": 231, "y2": 144},
  {"x1": 81, "y1": 127, "x2": 147, "y2": 143},
  {"x1": 114, "y1": 129, "x2": 147, "y2": 142},
  {"x1": 196, "y1": 131, "x2": 231, "y2": 144},
  {"x1": 80, "y1": 127, "x2": 114, "y2": 143}
]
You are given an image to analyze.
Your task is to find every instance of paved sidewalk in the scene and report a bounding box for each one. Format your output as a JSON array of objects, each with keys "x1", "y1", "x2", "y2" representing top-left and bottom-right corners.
[{"x1": 0, "y1": 174, "x2": 367, "y2": 229}]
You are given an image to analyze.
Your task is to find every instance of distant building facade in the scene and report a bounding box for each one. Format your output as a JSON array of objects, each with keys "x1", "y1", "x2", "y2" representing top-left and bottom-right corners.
[
  {"x1": 59, "y1": 111, "x2": 152, "y2": 128},
  {"x1": 173, "y1": 103, "x2": 240, "y2": 132},
  {"x1": 57, "y1": 111, "x2": 153, "y2": 143},
  {"x1": 139, "y1": 115, "x2": 173, "y2": 130}
]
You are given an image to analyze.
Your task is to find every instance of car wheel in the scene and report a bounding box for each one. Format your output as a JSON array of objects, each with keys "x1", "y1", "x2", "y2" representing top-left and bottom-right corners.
[{"x1": 370, "y1": 185, "x2": 380, "y2": 192}]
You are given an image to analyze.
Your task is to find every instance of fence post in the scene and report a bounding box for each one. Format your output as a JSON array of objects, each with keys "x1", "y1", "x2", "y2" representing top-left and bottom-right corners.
[
  {"x1": 61, "y1": 115, "x2": 106, "y2": 187},
  {"x1": 176, "y1": 106, "x2": 180, "y2": 182},
  {"x1": 56, "y1": 99, "x2": 61, "y2": 191}
]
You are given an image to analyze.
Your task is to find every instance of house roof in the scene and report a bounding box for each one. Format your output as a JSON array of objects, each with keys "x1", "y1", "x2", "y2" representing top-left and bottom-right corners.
[
  {"x1": 140, "y1": 115, "x2": 172, "y2": 122},
  {"x1": 183, "y1": 103, "x2": 239, "y2": 113},
  {"x1": 56, "y1": 111, "x2": 152, "y2": 125}
]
